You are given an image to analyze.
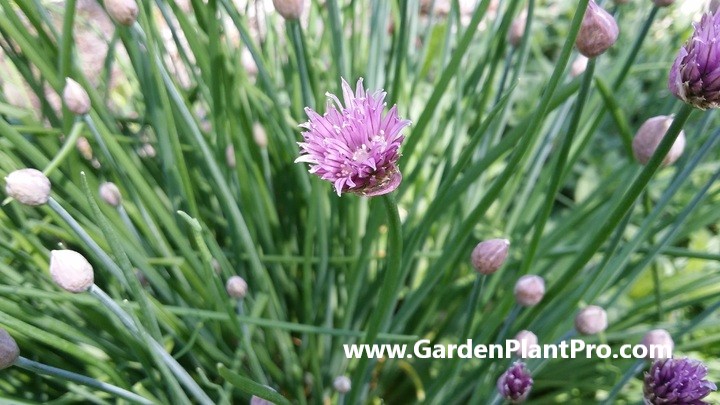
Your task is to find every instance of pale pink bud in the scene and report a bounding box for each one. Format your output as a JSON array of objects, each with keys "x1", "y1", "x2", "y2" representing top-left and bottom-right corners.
[
  {"x1": 508, "y1": 12, "x2": 527, "y2": 48},
  {"x1": 575, "y1": 305, "x2": 608, "y2": 335},
  {"x1": 514, "y1": 275, "x2": 545, "y2": 307},
  {"x1": 333, "y1": 375, "x2": 351, "y2": 393},
  {"x1": 0, "y1": 327, "x2": 19, "y2": 370},
  {"x1": 471, "y1": 239, "x2": 510, "y2": 275},
  {"x1": 99, "y1": 182, "x2": 122, "y2": 206},
  {"x1": 632, "y1": 116, "x2": 685, "y2": 166},
  {"x1": 641, "y1": 329, "x2": 674, "y2": 360},
  {"x1": 512, "y1": 330, "x2": 538, "y2": 359},
  {"x1": 253, "y1": 123, "x2": 268, "y2": 148},
  {"x1": 76, "y1": 136, "x2": 94, "y2": 161},
  {"x1": 5, "y1": 168, "x2": 51, "y2": 206},
  {"x1": 226, "y1": 144, "x2": 236, "y2": 168},
  {"x1": 105, "y1": 0, "x2": 139, "y2": 26},
  {"x1": 575, "y1": 1, "x2": 619, "y2": 58},
  {"x1": 226, "y1": 276, "x2": 248, "y2": 299},
  {"x1": 49, "y1": 250, "x2": 94, "y2": 293},
  {"x1": 272, "y1": 0, "x2": 304, "y2": 20},
  {"x1": 62, "y1": 78, "x2": 91, "y2": 115}
]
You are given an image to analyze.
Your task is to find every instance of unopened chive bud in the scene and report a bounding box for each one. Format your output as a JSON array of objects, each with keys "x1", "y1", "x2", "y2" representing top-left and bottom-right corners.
[
  {"x1": 49, "y1": 250, "x2": 94, "y2": 293},
  {"x1": 641, "y1": 329, "x2": 674, "y2": 360},
  {"x1": 333, "y1": 375, "x2": 351, "y2": 394},
  {"x1": 575, "y1": 305, "x2": 608, "y2": 335},
  {"x1": 226, "y1": 276, "x2": 248, "y2": 299},
  {"x1": 137, "y1": 143, "x2": 156, "y2": 158},
  {"x1": 575, "y1": 1, "x2": 619, "y2": 58},
  {"x1": 471, "y1": 238, "x2": 510, "y2": 275},
  {"x1": 76, "y1": 136, "x2": 94, "y2": 161},
  {"x1": 105, "y1": 0, "x2": 139, "y2": 26},
  {"x1": 652, "y1": 0, "x2": 675, "y2": 7},
  {"x1": 632, "y1": 116, "x2": 685, "y2": 166},
  {"x1": 513, "y1": 275, "x2": 545, "y2": 307},
  {"x1": 253, "y1": 123, "x2": 268, "y2": 148},
  {"x1": 508, "y1": 12, "x2": 527, "y2": 48},
  {"x1": 5, "y1": 168, "x2": 51, "y2": 206},
  {"x1": 570, "y1": 55, "x2": 589, "y2": 78},
  {"x1": 513, "y1": 330, "x2": 538, "y2": 359},
  {"x1": 99, "y1": 182, "x2": 122, "y2": 207},
  {"x1": 272, "y1": 0, "x2": 304, "y2": 20},
  {"x1": 0, "y1": 327, "x2": 19, "y2": 370},
  {"x1": 225, "y1": 145, "x2": 236, "y2": 168},
  {"x1": 497, "y1": 361, "x2": 533, "y2": 403},
  {"x1": 62, "y1": 78, "x2": 91, "y2": 115}
]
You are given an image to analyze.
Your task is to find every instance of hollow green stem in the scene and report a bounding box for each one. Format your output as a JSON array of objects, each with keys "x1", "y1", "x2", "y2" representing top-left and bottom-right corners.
[
  {"x1": 347, "y1": 193, "x2": 403, "y2": 404},
  {"x1": 89, "y1": 285, "x2": 214, "y2": 405},
  {"x1": 43, "y1": 120, "x2": 85, "y2": 176},
  {"x1": 14, "y1": 356, "x2": 153, "y2": 405}
]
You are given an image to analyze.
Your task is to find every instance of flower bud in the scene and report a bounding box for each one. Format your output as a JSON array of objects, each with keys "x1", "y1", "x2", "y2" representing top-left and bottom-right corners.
[
  {"x1": 272, "y1": 0, "x2": 304, "y2": 20},
  {"x1": 570, "y1": 55, "x2": 589, "y2": 78},
  {"x1": 0, "y1": 327, "x2": 19, "y2": 370},
  {"x1": 5, "y1": 168, "x2": 51, "y2": 206},
  {"x1": 226, "y1": 276, "x2": 248, "y2": 299},
  {"x1": 632, "y1": 116, "x2": 685, "y2": 166},
  {"x1": 497, "y1": 361, "x2": 533, "y2": 403},
  {"x1": 76, "y1": 136, "x2": 94, "y2": 161},
  {"x1": 253, "y1": 123, "x2": 268, "y2": 148},
  {"x1": 471, "y1": 239, "x2": 510, "y2": 275},
  {"x1": 575, "y1": 1, "x2": 619, "y2": 58},
  {"x1": 514, "y1": 275, "x2": 545, "y2": 307},
  {"x1": 333, "y1": 375, "x2": 351, "y2": 394},
  {"x1": 512, "y1": 330, "x2": 538, "y2": 359},
  {"x1": 62, "y1": 78, "x2": 91, "y2": 115},
  {"x1": 508, "y1": 12, "x2": 527, "y2": 48},
  {"x1": 652, "y1": 0, "x2": 674, "y2": 7},
  {"x1": 99, "y1": 182, "x2": 122, "y2": 207},
  {"x1": 641, "y1": 329, "x2": 674, "y2": 360},
  {"x1": 49, "y1": 250, "x2": 94, "y2": 293},
  {"x1": 575, "y1": 305, "x2": 608, "y2": 335},
  {"x1": 225, "y1": 144, "x2": 236, "y2": 168},
  {"x1": 105, "y1": 0, "x2": 139, "y2": 26}
]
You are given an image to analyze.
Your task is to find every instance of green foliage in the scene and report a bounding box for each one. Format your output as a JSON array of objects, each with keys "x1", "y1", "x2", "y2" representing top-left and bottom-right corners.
[{"x1": 0, "y1": 0, "x2": 718, "y2": 403}]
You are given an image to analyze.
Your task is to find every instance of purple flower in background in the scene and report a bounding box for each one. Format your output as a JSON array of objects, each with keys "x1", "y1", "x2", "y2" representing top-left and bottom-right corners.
[
  {"x1": 497, "y1": 361, "x2": 533, "y2": 403},
  {"x1": 643, "y1": 358, "x2": 717, "y2": 404},
  {"x1": 295, "y1": 78, "x2": 410, "y2": 197},
  {"x1": 668, "y1": 12, "x2": 720, "y2": 109}
]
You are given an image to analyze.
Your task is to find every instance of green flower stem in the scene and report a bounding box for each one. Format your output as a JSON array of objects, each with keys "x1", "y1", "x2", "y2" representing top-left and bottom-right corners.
[
  {"x1": 600, "y1": 359, "x2": 645, "y2": 405},
  {"x1": 530, "y1": 103, "x2": 694, "y2": 324},
  {"x1": 289, "y1": 20, "x2": 315, "y2": 109},
  {"x1": 520, "y1": 58, "x2": 596, "y2": 274},
  {"x1": 89, "y1": 285, "x2": 214, "y2": 405},
  {"x1": 14, "y1": 356, "x2": 153, "y2": 405},
  {"x1": 43, "y1": 119, "x2": 85, "y2": 177},
  {"x1": 347, "y1": 193, "x2": 402, "y2": 404},
  {"x1": 430, "y1": 275, "x2": 486, "y2": 399}
]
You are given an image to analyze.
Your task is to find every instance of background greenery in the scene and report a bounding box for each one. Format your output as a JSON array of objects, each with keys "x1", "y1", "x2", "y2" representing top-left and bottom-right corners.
[{"x1": 0, "y1": 0, "x2": 718, "y2": 403}]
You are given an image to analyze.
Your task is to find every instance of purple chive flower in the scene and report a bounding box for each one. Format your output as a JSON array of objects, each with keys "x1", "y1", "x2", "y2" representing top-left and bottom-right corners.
[
  {"x1": 295, "y1": 78, "x2": 411, "y2": 197},
  {"x1": 497, "y1": 361, "x2": 533, "y2": 403},
  {"x1": 643, "y1": 358, "x2": 717, "y2": 404},
  {"x1": 668, "y1": 12, "x2": 720, "y2": 109}
]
